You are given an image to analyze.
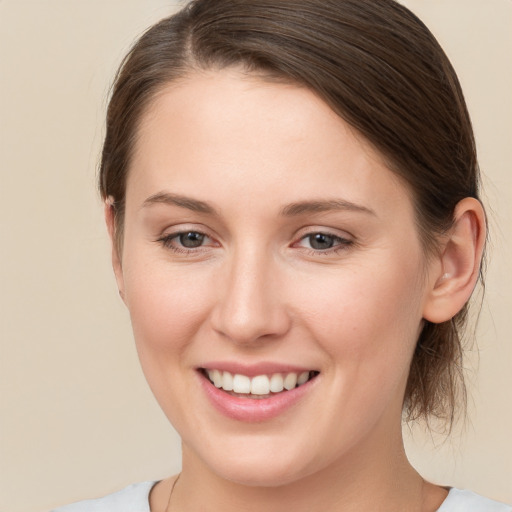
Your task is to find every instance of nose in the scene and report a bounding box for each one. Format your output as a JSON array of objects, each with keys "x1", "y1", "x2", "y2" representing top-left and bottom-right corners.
[{"x1": 210, "y1": 248, "x2": 291, "y2": 345}]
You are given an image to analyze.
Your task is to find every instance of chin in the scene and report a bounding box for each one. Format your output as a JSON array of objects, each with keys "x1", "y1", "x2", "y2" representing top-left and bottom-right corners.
[
  {"x1": 195, "y1": 436, "x2": 321, "y2": 488},
  {"x1": 215, "y1": 460, "x2": 309, "y2": 488}
]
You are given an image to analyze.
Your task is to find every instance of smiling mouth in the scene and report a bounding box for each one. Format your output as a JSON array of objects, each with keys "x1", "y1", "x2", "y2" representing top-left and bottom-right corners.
[{"x1": 201, "y1": 369, "x2": 320, "y2": 399}]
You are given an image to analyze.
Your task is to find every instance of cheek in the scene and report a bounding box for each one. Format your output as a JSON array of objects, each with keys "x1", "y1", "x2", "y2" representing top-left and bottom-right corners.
[
  {"x1": 295, "y1": 262, "x2": 424, "y2": 389},
  {"x1": 120, "y1": 252, "x2": 219, "y2": 426},
  {"x1": 122, "y1": 251, "x2": 213, "y2": 361}
]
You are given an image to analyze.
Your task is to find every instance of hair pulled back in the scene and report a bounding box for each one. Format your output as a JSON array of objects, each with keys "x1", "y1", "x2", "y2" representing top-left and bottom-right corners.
[{"x1": 100, "y1": 0, "x2": 483, "y2": 425}]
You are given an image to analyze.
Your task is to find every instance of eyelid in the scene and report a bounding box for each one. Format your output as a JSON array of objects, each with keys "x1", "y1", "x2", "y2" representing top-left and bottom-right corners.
[
  {"x1": 293, "y1": 226, "x2": 354, "y2": 243},
  {"x1": 156, "y1": 224, "x2": 220, "y2": 253},
  {"x1": 158, "y1": 223, "x2": 215, "y2": 239},
  {"x1": 291, "y1": 227, "x2": 355, "y2": 255}
]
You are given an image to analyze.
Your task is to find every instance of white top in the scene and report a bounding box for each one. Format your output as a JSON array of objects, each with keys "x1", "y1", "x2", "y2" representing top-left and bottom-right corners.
[
  {"x1": 437, "y1": 489, "x2": 511, "y2": 512},
  {"x1": 51, "y1": 481, "x2": 512, "y2": 512},
  {"x1": 51, "y1": 481, "x2": 156, "y2": 512}
]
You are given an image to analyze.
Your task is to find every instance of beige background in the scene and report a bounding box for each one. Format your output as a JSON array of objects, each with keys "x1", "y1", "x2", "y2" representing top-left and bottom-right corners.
[{"x1": 0, "y1": 1, "x2": 510, "y2": 511}]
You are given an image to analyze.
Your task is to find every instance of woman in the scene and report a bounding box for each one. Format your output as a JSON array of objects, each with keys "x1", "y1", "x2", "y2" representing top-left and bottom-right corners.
[{"x1": 53, "y1": 0, "x2": 510, "y2": 510}]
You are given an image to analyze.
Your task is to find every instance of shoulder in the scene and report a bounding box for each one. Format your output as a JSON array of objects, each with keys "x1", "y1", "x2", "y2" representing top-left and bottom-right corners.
[
  {"x1": 50, "y1": 481, "x2": 157, "y2": 512},
  {"x1": 438, "y1": 488, "x2": 512, "y2": 512}
]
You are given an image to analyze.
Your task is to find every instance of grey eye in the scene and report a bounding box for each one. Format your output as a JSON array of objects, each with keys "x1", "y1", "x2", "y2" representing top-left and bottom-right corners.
[
  {"x1": 179, "y1": 232, "x2": 205, "y2": 248},
  {"x1": 308, "y1": 233, "x2": 336, "y2": 250}
]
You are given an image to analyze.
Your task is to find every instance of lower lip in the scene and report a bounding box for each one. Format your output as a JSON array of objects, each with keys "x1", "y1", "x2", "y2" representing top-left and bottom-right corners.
[{"x1": 199, "y1": 372, "x2": 318, "y2": 422}]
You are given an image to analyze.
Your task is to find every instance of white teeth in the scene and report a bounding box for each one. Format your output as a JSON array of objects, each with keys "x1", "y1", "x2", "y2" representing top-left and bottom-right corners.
[
  {"x1": 269, "y1": 373, "x2": 284, "y2": 393},
  {"x1": 207, "y1": 370, "x2": 216, "y2": 385},
  {"x1": 207, "y1": 369, "x2": 222, "y2": 388},
  {"x1": 232, "y1": 374, "x2": 251, "y2": 394},
  {"x1": 222, "y1": 371, "x2": 233, "y2": 391},
  {"x1": 251, "y1": 375, "x2": 270, "y2": 395},
  {"x1": 206, "y1": 369, "x2": 315, "y2": 395},
  {"x1": 284, "y1": 372, "x2": 298, "y2": 390},
  {"x1": 297, "y1": 371, "x2": 310, "y2": 385}
]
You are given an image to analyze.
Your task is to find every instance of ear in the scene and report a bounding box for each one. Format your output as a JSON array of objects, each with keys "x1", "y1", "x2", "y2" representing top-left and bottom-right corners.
[
  {"x1": 104, "y1": 197, "x2": 125, "y2": 302},
  {"x1": 422, "y1": 197, "x2": 486, "y2": 323}
]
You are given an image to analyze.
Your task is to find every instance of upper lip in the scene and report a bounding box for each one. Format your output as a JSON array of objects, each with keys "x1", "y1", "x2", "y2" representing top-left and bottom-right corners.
[{"x1": 198, "y1": 361, "x2": 318, "y2": 377}]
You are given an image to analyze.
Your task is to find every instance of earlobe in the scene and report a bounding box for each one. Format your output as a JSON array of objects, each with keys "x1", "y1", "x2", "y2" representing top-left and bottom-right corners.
[
  {"x1": 422, "y1": 197, "x2": 486, "y2": 324},
  {"x1": 104, "y1": 197, "x2": 126, "y2": 302}
]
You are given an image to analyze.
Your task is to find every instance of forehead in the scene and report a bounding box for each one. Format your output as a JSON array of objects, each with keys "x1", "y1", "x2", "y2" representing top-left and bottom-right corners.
[{"x1": 127, "y1": 69, "x2": 412, "y2": 219}]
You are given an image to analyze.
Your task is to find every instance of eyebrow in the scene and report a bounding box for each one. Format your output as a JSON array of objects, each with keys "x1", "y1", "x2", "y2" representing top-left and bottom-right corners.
[
  {"x1": 280, "y1": 199, "x2": 376, "y2": 217},
  {"x1": 142, "y1": 192, "x2": 218, "y2": 214},
  {"x1": 142, "y1": 192, "x2": 375, "y2": 217}
]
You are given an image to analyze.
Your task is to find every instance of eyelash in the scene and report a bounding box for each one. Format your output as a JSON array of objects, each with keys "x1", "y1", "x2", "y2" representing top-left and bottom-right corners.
[
  {"x1": 156, "y1": 230, "x2": 214, "y2": 254},
  {"x1": 295, "y1": 233, "x2": 353, "y2": 256},
  {"x1": 156, "y1": 230, "x2": 353, "y2": 256}
]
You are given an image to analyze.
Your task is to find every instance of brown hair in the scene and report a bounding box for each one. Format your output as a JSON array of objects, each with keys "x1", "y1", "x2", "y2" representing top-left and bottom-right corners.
[{"x1": 100, "y1": 0, "x2": 484, "y2": 425}]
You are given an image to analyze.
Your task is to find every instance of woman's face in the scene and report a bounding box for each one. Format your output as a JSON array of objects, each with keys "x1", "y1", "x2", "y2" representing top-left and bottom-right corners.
[{"x1": 115, "y1": 69, "x2": 435, "y2": 486}]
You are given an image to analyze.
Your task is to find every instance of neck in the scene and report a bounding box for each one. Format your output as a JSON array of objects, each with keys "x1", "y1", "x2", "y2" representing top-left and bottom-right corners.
[{"x1": 171, "y1": 427, "x2": 435, "y2": 512}]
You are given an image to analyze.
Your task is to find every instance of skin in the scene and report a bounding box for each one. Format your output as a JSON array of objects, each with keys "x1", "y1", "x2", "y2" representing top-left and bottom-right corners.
[{"x1": 107, "y1": 69, "x2": 485, "y2": 511}]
